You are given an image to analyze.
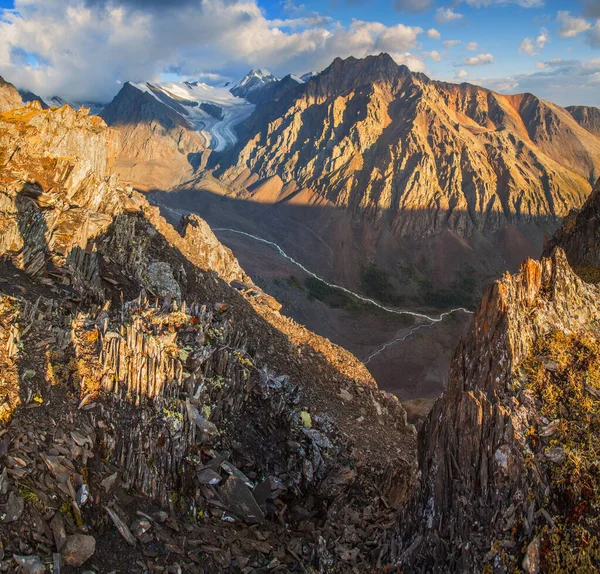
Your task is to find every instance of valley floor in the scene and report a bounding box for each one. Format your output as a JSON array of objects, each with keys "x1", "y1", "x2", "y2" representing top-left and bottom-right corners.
[{"x1": 148, "y1": 188, "x2": 472, "y2": 422}]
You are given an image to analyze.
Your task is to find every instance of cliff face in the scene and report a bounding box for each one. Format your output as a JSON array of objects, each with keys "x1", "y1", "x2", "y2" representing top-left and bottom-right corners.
[
  {"x1": 404, "y1": 243, "x2": 600, "y2": 571},
  {"x1": 567, "y1": 105, "x2": 600, "y2": 138},
  {"x1": 0, "y1": 76, "x2": 22, "y2": 112},
  {"x1": 544, "y1": 177, "x2": 600, "y2": 282},
  {"x1": 0, "y1": 97, "x2": 416, "y2": 571},
  {"x1": 218, "y1": 54, "x2": 600, "y2": 238}
]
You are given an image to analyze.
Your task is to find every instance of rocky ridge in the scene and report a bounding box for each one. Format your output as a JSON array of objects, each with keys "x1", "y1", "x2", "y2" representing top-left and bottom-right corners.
[
  {"x1": 100, "y1": 82, "x2": 206, "y2": 189},
  {"x1": 0, "y1": 96, "x2": 417, "y2": 571},
  {"x1": 402, "y1": 234, "x2": 600, "y2": 570}
]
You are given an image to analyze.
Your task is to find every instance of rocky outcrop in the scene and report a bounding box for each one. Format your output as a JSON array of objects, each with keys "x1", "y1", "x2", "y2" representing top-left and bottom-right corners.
[
  {"x1": 0, "y1": 76, "x2": 22, "y2": 112},
  {"x1": 402, "y1": 248, "x2": 600, "y2": 571},
  {"x1": 217, "y1": 54, "x2": 600, "y2": 238},
  {"x1": 0, "y1": 91, "x2": 417, "y2": 572},
  {"x1": 544, "y1": 177, "x2": 600, "y2": 281},
  {"x1": 567, "y1": 104, "x2": 600, "y2": 137},
  {"x1": 18, "y1": 89, "x2": 49, "y2": 109}
]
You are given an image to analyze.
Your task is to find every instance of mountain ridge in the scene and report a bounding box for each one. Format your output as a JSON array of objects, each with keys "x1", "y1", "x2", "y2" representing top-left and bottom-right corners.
[
  {"x1": 216, "y1": 53, "x2": 600, "y2": 238},
  {"x1": 0, "y1": 95, "x2": 417, "y2": 571}
]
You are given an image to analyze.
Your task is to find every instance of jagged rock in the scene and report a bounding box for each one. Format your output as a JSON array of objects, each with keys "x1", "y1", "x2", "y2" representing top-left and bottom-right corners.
[
  {"x1": 178, "y1": 215, "x2": 248, "y2": 284},
  {"x1": 105, "y1": 507, "x2": 136, "y2": 546},
  {"x1": 404, "y1": 248, "x2": 600, "y2": 571},
  {"x1": 219, "y1": 476, "x2": 265, "y2": 524},
  {"x1": 50, "y1": 513, "x2": 67, "y2": 551},
  {"x1": 522, "y1": 537, "x2": 541, "y2": 574},
  {"x1": 145, "y1": 262, "x2": 181, "y2": 300},
  {"x1": 545, "y1": 177, "x2": 600, "y2": 279},
  {"x1": 61, "y1": 534, "x2": 96, "y2": 567},
  {"x1": 0, "y1": 94, "x2": 416, "y2": 573},
  {"x1": 100, "y1": 472, "x2": 118, "y2": 493},
  {"x1": 197, "y1": 468, "x2": 222, "y2": 485},
  {"x1": 3, "y1": 492, "x2": 24, "y2": 522},
  {"x1": 130, "y1": 518, "x2": 151, "y2": 539},
  {"x1": 186, "y1": 400, "x2": 218, "y2": 442}
]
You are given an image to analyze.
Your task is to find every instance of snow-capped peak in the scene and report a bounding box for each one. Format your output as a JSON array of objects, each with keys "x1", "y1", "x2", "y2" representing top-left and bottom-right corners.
[
  {"x1": 230, "y1": 69, "x2": 279, "y2": 97},
  {"x1": 300, "y1": 71, "x2": 317, "y2": 82}
]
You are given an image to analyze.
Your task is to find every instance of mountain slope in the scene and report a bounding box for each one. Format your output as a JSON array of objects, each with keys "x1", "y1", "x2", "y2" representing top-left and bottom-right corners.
[
  {"x1": 544, "y1": 176, "x2": 600, "y2": 282},
  {"x1": 0, "y1": 90, "x2": 416, "y2": 571},
  {"x1": 567, "y1": 104, "x2": 600, "y2": 137},
  {"x1": 217, "y1": 54, "x2": 600, "y2": 238},
  {"x1": 100, "y1": 81, "x2": 256, "y2": 188},
  {"x1": 99, "y1": 81, "x2": 207, "y2": 188}
]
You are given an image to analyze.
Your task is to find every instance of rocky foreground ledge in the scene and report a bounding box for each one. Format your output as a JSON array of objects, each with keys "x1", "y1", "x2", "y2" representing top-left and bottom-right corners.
[
  {"x1": 0, "y1": 90, "x2": 417, "y2": 571},
  {"x1": 402, "y1": 247, "x2": 600, "y2": 572}
]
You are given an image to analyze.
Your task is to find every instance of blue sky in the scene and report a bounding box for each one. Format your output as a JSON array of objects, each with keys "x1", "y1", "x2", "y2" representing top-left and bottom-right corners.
[{"x1": 0, "y1": 0, "x2": 599, "y2": 105}]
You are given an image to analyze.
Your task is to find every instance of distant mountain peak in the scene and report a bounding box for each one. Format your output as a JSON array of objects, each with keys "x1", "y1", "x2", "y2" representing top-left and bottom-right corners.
[
  {"x1": 230, "y1": 69, "x2": 279, "y2": 100},
  {"x1": 300, "y1": 71, "x2": 317, "y2": 82}
]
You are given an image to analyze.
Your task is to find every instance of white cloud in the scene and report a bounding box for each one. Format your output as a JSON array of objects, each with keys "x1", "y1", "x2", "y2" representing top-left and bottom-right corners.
[
  {"x1": 466, "y1": 42, "x2": 478, "y2": 51},
  {"x1": 476, "y1": 58, "x2": 600, "y2": 106},
  {"x1": 519, "y1": 27, "x2": 547, "y2": 57},
  {"x1": 557, "y1": 11, "x2": 592, "y2": 38},
  {"x1": 427, "y1": 28, "x2": 441, "y2": 40},
  {"x1": 536, "y1": 28, "x2": 549, "y2": 49},
  {"x1": 393, "y1": 52, "x2": 427, "y2": 72},
  {"x1": 463, "y1": 53, "x2": 494, "y2": 66},
  {"x1": 443, "y1": 39, "x2": 462, "y2": 48},
  {"x1": 425, "y1": 50, "x2": 442, "y2": 62},
  {"x1": 456, "y1": 69, "x2": 468, "y2": 79},
  {"x1": 520, "y1": 38, "x2": 536, "y2": 56},
  {"x1": 0, "y1": 0, "x2": 424, "y2": 101},
  {"x1": 436, "y1": 7, "x2": 463, "y2": 24}
]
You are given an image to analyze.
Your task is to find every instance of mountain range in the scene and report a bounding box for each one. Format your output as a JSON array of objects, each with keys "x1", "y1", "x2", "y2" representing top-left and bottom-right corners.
[{"x1": 78, "y1": 54, "x2": 600, "y2": 309}]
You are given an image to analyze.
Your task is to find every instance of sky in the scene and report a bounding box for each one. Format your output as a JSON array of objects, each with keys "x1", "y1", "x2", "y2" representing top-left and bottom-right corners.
[{"x1": 0, "y1": 0, "x2": 599, "y2": 106}]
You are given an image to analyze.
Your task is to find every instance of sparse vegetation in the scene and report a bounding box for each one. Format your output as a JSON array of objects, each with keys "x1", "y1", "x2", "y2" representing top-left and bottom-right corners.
[
  {"x1": 305, "y1": 277, "x2": 383, "y2": 314},
  {"x1": 284, "y1": 275, "x2": 303, "y2": 290},
  {"x1": 418, "y1": 265, "x2": 477, "y2": 309},
  {"x1": 305, "y1": 277, "x2": 355, "y2": 309},
  {"x1": 524, "y1": 329, "x2": 600, "y2": 573},
  {"x1": 360, "y1": 263, "x2": 403, "y2": 305}
]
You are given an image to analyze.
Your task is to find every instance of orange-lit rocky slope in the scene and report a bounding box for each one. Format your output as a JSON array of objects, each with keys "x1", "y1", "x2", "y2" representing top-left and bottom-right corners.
[{"x1": 0, "y1": 83, "x2": 416, "y2": 571}]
